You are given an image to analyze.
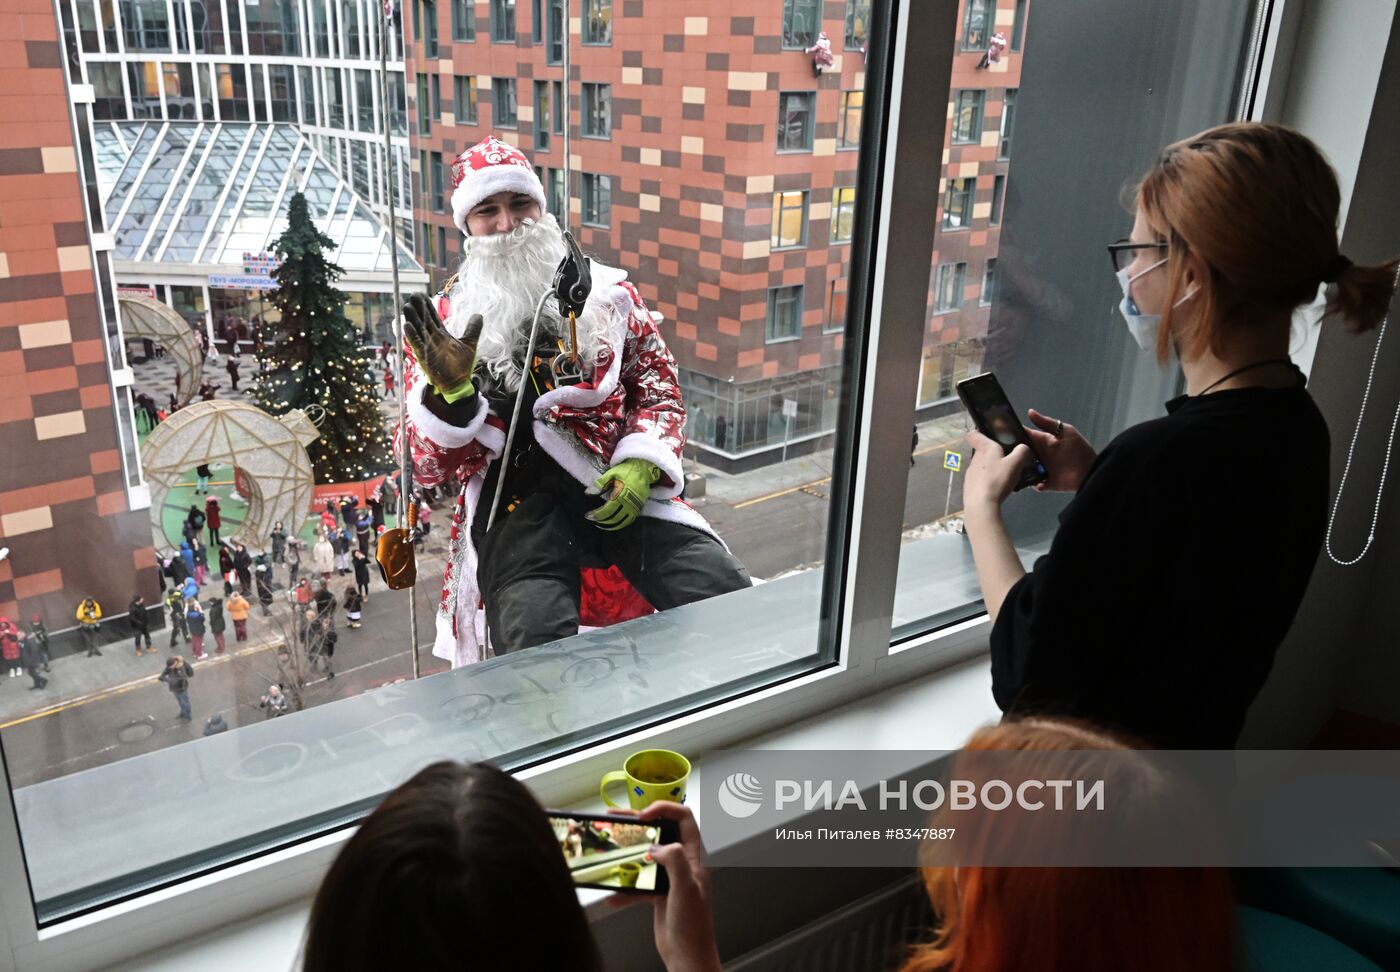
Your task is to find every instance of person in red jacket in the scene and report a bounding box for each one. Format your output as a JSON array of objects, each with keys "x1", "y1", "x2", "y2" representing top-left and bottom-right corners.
[{"x1": 205, "y1": 496, "x2": 222, "y2": 545}]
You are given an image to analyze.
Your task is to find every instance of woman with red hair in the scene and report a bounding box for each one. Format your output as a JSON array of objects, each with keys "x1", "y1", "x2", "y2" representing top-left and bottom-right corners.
[
  {"x1": 963, "y1": 123, "x2": 1399, "y2": 748},
  {"x1": 901, "y1": 718, "x2": 1237, "y2": 972}
]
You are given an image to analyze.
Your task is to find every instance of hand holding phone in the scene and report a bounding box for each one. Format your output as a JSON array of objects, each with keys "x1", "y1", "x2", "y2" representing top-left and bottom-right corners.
[
  {"x1": 546, "y1": 810, "x2": 679, "y2": 895},
  {"x1": 956, "y1": 373, "x2": 1047, "y2": 491}
]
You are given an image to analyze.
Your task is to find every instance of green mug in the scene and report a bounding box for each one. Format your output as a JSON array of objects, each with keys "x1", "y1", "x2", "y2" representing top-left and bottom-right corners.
[
  {"x1": 600, "y1": 749, "x2": 691, "y2": 810},
  {"x1": 615, "y1": 861, "x2": 642, "y2": 887}
]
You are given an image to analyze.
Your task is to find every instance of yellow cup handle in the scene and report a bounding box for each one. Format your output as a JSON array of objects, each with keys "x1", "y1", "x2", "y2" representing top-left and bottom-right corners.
[{"x1": 600, "y1": 770, "x2": 630, "y2": 809}]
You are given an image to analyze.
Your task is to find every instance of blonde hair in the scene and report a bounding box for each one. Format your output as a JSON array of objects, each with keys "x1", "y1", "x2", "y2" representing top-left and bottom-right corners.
[{"x1": 1135, "y1": 122, "x2": 1399, "y2": 363}]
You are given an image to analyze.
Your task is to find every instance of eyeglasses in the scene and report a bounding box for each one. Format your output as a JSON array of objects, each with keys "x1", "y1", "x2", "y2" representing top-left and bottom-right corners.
[{"x1": 1107, "y1": 238, "x2": 1168, "y2": 274}]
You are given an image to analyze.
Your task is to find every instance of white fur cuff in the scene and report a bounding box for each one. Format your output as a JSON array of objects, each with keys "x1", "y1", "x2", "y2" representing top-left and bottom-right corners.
[
  {"x1": 611, "y1": 432, "x2": 685, "y2": 501},
  {"x1": 407, "y1": 379, "x2": 488, "y2": 449}
]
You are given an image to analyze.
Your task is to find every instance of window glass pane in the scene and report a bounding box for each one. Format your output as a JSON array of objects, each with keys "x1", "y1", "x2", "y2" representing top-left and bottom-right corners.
[
  {"x1": 895, "y1": 0, "x2": 1262, "y2": 648},
  {"x1": 120, "y1": 0, "x2": 170, "y2": 51},
  {"x1": 22, "y1": 0, "x2": 886, "y2": 924},
  {"x1": 844, "y1": 0, "x2": 870, "y2": 49},
  {"x1": 583, "y1": 0, "x2": 610, "y2": 43},
  {"x1": 782, "y1": 0, "x2": 820, "y2": 49}
]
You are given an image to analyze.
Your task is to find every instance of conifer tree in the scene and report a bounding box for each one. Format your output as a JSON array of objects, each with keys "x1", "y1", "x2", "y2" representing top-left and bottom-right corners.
[{"x1": 251, "y1": 192, "x2": 390, "y2": 483}]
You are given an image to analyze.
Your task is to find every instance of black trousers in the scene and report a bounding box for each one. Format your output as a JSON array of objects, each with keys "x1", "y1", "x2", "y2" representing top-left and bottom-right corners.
[{"x1": 475, "y1": 477, "x2": 751, "y2": 655}]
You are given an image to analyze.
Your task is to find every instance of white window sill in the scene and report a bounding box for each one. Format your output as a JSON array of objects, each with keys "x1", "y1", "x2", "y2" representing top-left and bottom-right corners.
[{"x1": 106, "y1": 653, "x2": 998, "y2": 970}]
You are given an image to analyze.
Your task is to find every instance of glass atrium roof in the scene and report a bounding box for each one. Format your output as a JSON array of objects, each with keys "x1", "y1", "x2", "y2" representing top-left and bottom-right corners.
[{"x1": 93, "y1": 121, "x2": 420, "y2": 275}]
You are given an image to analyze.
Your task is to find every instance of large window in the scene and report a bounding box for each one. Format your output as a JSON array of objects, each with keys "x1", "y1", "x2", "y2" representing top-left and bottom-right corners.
[
  {"x1": 844, "y1": 0, "x2": 871, "y2": 49},
  {"x1": 765, "y1": 284, "x2": 804, "y2": 342},
  {"x1": 13, "y1": 0, "x2": 1279, "y2": 952},
  {"x1": 452, "y1": 0, "x2": 476, "y2": 40},
  {"x1": 245, "y1": 0, "x2": 301, "y2": 56},
  {"x1": 778, "y1": 91, "x2": 815, "y2": 152},
  {"x1": 838, "y1": 90, "x2": 863, "y2": 149},
  {"x1": 582, "y1": 82, "x2": 610, "y2": 138},
  {"x1": 831, "y1": 186, "x2": 857, "y2": 243},
  {"x1": 584, "y1": 0, "x2": 611, "y2": 44},
  {"x1": 1000, "y1": 88, "x2": 1018, "y2": 159},
  {"x1": 962, "y1": 0, "x2": 993, "y2": 51},
  {"x1": 783, "y1": 0, "x2": 820, "y2": 49},
  {"x1": 493, "y1": 77, "x2": 518, "y2": 127},
  {"x1": 534, "y1": 80, "x2": 551, "y2": 150},
  {"x1": 547, "y1": 0, "x2": 565, "y2": 62},
  {"x1": 943, "y1": 177, "x2": 974, "y2": 230},
  {"x1": 416, "y1": 72, "x2": 431, "y2": 136},
  {"x1": 424, "y1": 0, "x2": 440, "y2": 56},
  {"x1": 430, "y1": 150, "x2": 445, "y2": 212},
  {"x1": 1011, "y1": 0, "x2": 1028, "y2": 50},
  {"x1": 491, "y1": 0, "x2": 516, "y2": 41},
  {"x1": 582, "y1": 171, "x2": 611, "y2": 226},
  {"x1": 455, "y1": 74, "x2": 479, "y2": 124},
  {"x1": 951, "y1": 88, "x2": 985, "y2": 143},
  {"x1": 933, "y1": 261, "x2": 966, "y2": 312},
  {"x1": 771, "y1": 190, "x2": 808, "y2": 249}
]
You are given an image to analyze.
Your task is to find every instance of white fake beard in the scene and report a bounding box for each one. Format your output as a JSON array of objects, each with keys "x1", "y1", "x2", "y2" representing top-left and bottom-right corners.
[{"x1": 445, "y1": 212, "x2": 614, "y2": 392}]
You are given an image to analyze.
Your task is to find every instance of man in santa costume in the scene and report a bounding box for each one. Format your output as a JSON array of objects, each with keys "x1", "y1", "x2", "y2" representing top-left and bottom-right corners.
[{"x1": 398, "y1": 135, "x2": 750, "y2": 667}]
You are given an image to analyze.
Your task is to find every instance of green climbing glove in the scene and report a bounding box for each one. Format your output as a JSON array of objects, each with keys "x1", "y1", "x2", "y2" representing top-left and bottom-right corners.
[{"x1": 587, "y1": 459, "x2": 660, "y2": 531}]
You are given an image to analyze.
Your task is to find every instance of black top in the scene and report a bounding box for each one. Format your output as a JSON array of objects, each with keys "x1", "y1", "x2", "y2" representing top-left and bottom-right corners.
[{"x1": 990, "y1": 373, "x2": 1329, "y2": 748}]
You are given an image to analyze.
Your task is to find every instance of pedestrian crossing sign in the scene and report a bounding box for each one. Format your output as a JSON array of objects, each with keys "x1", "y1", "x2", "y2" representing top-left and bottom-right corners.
[{"x1": 944, "y1": 450, "x2": 962, "y2": 472}]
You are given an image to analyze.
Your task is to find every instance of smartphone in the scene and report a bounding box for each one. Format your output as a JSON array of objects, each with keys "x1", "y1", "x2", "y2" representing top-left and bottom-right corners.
[
  {"x1": 546, "y1": 811, "x2": 679, "y2": 895},
  {"x1": 956, "y1": 372, "x2": 1048, "y2": 491}
]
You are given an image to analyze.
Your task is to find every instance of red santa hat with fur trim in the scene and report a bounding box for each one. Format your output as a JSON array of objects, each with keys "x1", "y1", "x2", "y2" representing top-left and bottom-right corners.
[{"x1": 449, "y1": 135, "x2": 548, "y2": 236}]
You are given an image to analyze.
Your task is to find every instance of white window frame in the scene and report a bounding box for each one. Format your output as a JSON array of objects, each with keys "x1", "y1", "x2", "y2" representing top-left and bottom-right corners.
[{"x1": 0, "y1": 0, "x2": 1320, "y2": 964}]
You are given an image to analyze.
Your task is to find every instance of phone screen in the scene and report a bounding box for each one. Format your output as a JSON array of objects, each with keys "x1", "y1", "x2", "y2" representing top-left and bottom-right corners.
[
  {"x1": 956, "y1": 372, "x2": 1048, "y2": 490},
  {"x1": 547, "y1": 812, "x2": 676, "y2": 894}
]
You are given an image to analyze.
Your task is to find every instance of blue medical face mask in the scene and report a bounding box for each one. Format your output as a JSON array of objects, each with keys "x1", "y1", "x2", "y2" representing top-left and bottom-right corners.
[{"x1": 1115, "y1": 258, "x2": 1195, "y2": 352}]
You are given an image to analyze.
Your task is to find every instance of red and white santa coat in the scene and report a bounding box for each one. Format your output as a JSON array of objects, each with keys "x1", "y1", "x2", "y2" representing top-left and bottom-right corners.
[{"x1": 395, "y1": 261, "x2": 720, "y2": 668}]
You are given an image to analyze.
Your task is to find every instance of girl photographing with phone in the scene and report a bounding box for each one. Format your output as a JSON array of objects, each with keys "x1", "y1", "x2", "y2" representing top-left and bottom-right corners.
[{"x1": 962, "y1": 122, "x2": 1398, "y2": 748}]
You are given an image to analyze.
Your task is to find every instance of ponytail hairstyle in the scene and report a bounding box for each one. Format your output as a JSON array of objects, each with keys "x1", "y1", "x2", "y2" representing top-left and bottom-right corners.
[{"x1": 1135, "y1": 121, "x2": 1399, "y2": 363}]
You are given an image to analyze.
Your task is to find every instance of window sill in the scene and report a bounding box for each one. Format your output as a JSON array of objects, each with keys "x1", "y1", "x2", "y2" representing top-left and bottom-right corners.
[
  {"x1": 764, "y1": 335, "x2": 802, "y2": 345},
  {"x1": 105, "y1": 650, "x2": 999, "y2": 971}
]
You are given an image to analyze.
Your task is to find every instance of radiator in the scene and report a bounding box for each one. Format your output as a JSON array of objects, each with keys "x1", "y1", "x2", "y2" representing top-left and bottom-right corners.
[{"x1": 724, "y1": 876, "x2": 933, "y2": 972}]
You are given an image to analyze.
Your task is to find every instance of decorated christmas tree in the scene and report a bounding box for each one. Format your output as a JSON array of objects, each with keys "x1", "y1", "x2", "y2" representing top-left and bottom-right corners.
[{"x1": 250, "y1": 192, "x2": 391, "y2": 484}]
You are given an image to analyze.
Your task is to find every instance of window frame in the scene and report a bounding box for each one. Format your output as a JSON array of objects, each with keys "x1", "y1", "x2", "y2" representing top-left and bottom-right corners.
[
  {"x1": 961, "y1": 0, "x2": 992, "y2": 51},
  {"x1": 932, "y1": 260, "x2": 967, "y2": 313},
  {"x1": 451, "y1": 0, "x2": 476, "y2": 41},
  {"x1": 837, "y1": 89, "x2": 863, "y2": 150},
  {"x1": 764, "y1": 283, "x2": 805, "y2": 342},
  {"x1": 782, "y1": 0, "x2": 821, "y2": 50},
  {"x1": 942, "y1": 176, "x2": 973, "y2": 231},
  {"x1": 581, "y1": 171, "x2": 611, "y2": 227},
  {"x1": 999, "y1": 88, "x2": 1017, "y2": 159},
  {"x1": 583, "y1": 0, "x2": 611, "y2": 44},
  {"x1": 455, "y1": 74, "x2": 479, "y2": 124},
  {"x1": 830, "y1": 185, "x2": 857, "y2": 243},
  {"x1": 493, "y1": 77, "x2": 518, "y2": 128},
  {"x1": 777, "y1": 90, "x2": 816, "y2": 153},
  {"x1": 989, "y1": 172, "x2": 1005, "y2": 225},
  {"x1": 3, "y1": 0, "x2": 1290, "y2": 962},
  {"x1": 981, "y1": 257, "x2": 997, "y2": 305},
  {"x1": 490, "y1": 0, "x2": 516, "y2": 42},
  {"x1": 950, "y1": 88, "x2": 984, "y2": 144},
  {"x1": 771, "y1": 189, "x2": 809, "y2": 249},
  {"x1": 581, "y1": 81, "x2": 611, "y2": 139}
]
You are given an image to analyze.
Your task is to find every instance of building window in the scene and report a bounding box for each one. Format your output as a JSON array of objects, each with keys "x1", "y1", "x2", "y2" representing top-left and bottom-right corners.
[
  {"x1": 424, "y1": 0, "x2": 439, "y2": 55},
  {"x1": 542, "y1": 166, "x2": 566, "y2": 214},
  {"x1": 765, "y1": 285, "x2": 804, "y2": 342},
  {"x1": 547, "y1": 0, "x2": 564, "y2": 62},
  {"x1": 421, "y1": 220, "x2": 436, "y2": 266},
  {"x1": 491, "y1": 0, "x2": 516, "y2": 41},
  {"x1": 782, "y1": 0, "x2": 819, "y2": 49},
  {"x1": 122, "y1": 0, "x2": 172, "y2": 51},
  {"x1": 582, "y1": 172, "x2": 611, "y2": 226},
  {"x1": 430, "y1": 74, "x2": 442, "y2": 123},
  {"x1": 534, "y1": 81, "x2": 551, "y2": 150},
  {"x1": 582, "y1": 83, "x2": 610, "y2": 138},
  {"x1": 438, "y1": 225, "x2": 449, "y2": 267},
  {"x1": 430, "y1": 151, "x2": 445, "y2": 213},
  {"x1": 387, "y1": 73, "x2": 407, "y2": 133},
  {"x1": 325, "y1": 67, "x2": 345, "y2": 127},
  {"x1": 962, "y1": 0, "x2": 993, "y2": 51},
  {"x1": 584, "y1": 0, "x2": 611, "y2": 44},
  {"x1": 825, "y1": 278, "x2": 847, "y2": 332},
  {"x1": 844, "y1": 0, "x2": 870, "y2": 49},
  {"x1": 532, "y1": 0, "x2": 542, "y2": 42},
  {"x1": 493, "y1": 78, "x2": 518, "y2": 127},
  {"x1": 999, "y1": 88, "x2": 1017, "y2": 159},
  {"x1": 771, "y1": 191, "x2": 808, "y2": 249},
  {"x1": 455, "y1": 75, "x2": 478, "y2": 124},
  {"x1": 831, "y1": 186, "x2": 856, "y2": 243},
  {"x1": 989, "y1": 174, "x2": 1005, "y2": 225},
  {"x1": 215, "y1": 63, "x2": 250, "y2": 120},
  {"x1": 416, "y1": 73, "x2": 431, "y2": 135},
  {"x1": 943, "y1": 177, "x2": 973, "y2": 230},
  {"x1": 981, "y1": 258, "x2": 997, "y2": 306},
  {"x1": 451, "y1": 0, "x2": 476, "y2": 40},
  {"x1": 1011, "y1": 0, "x2": 1027, "y2": 51},
  {"x1": 91, "y1": 63, "x2": 124, "y2": 119},
  {"x1": 553, "y1": 81, "x2": 565, "y2": 134},
  {"x1": 777, "y1": 92, "x2": 815, "y2": 152},
  {"x1": 933, "y1": 261, "x2": 967, "y2": 312},
  {"x1": 951, "y1": 89, "x2": 984, "y2": 143},
  {"x1": 837, "y1": 90, "x2": 863, "y2": 150}
]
